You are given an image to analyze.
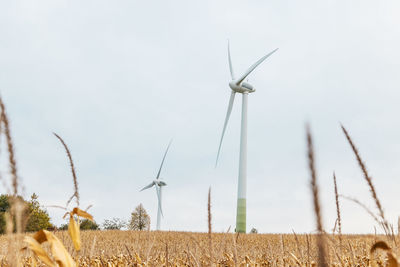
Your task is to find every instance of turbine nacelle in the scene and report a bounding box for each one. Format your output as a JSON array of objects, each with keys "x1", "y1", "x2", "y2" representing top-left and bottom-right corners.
[
  {"x1": 140, "y1": 179, "x2": 167, "y2": 191},
  {"x1": 229, "y1": 81, "x2": 255, "y2": 94},
  {"x1": 154, "y1": 179, "x2": 167, "y2": 187}
]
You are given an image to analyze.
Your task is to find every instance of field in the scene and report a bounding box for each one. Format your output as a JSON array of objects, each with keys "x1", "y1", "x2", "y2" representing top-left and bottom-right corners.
[{"x1": 0, "y1": 230, "x2": 397, "y2": 266}]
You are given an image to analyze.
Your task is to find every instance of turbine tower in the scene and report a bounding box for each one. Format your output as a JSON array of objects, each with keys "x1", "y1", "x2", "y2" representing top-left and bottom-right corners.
[
  {"x1": 140, "y1": 140, "x2": 172, "y2": 230},
  {"x1": 216, "y1": 42, "x2": 278, "y2": 233}
]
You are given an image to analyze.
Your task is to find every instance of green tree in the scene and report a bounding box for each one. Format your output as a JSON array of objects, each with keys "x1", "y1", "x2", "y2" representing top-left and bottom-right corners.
[
  {"x1": 0, "y1": 193, "x2": 53, "y2": 233},
  {"x1": 59, "y1": 219, "x2": 100, "y2": 231},
  {"x1": 0, "y1": 195, "x2": 28, "y2": 233},
  {"x1": 58, "y1": 223, "x2": 68, "y2": 230},
  {"x1": 102, "y1": 218, "x2": 126, "y2": 230},
  {"x1": 80, "y1": 219, "x2": 99, "y2": 230},
  {"x1": 25, "y1": 193, "x2": 53, "y2": 232},
  {"x1": 0, "y1": 195, "x2": 10, "y2": 234},
  {"x1": 129, "y1": 204, "x2": 150, "y2": 231}
]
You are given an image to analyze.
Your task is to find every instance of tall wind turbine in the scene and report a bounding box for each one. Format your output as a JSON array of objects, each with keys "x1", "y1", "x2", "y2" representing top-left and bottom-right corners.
[
  {"x1": 140, "y1": 140, "x2": 172, "y2": 230},
  {"x1": 216, "y1": 42, "x2": 278, "y2": 233}
]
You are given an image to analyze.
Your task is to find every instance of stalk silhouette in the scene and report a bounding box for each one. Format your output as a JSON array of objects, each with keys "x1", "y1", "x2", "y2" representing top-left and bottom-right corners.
[
  {"x1": 306, "y1": 125, "x2": 328, "y2": 267},
  {"x1": 53, "y1": 132, "x2": 80, "y2": 207},
  {"x1": 340, "y1": 125, "x2": 389, "y2": 233},
  {"x1": 0, "y1": 96, "x2": 18, "y2": 196},
  {"x1": 333, "y1": 172, "x2": 342, "y2": 242}
]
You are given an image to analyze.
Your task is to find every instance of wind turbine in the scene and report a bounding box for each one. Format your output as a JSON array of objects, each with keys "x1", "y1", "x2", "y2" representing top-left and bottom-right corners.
[
  {"x1": 216, "y1": 42, "x2": 278, "y2": 233},
  {"x1": 140, "y1": 140, "x2": 172, "y2": 230}
]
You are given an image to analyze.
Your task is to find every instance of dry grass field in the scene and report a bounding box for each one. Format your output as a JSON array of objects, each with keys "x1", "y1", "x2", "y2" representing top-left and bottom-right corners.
[{"x1": 0, "y1": 230, "x2": 398, "y2": 266}]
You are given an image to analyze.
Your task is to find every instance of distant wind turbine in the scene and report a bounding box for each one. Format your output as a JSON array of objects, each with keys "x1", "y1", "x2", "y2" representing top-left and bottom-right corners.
[
  {"x1": 140, "y1": 140, "x2": 172, "y2": 230},
  {"x1": 216, "y1": 42, "x2": 278, "y2": 233}
]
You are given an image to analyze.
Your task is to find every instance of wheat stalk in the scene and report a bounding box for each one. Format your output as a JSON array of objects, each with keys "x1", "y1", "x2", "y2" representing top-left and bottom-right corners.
[
  {"x1": 340, "y1": 195, "x2": 381, "y2": 225},
  {"x1": 53, "y1": 132, "x2": 80, "y2": 207},
  {"x1": 333, "y1": 172, "x2": 342, "y2": 245},
  {"x1": 306, "y1": 125, "x2": 328, "y2": 267},
  {"x1": 0, "y1": 96, "x2": 18, "y2": 196},
  {"x1": 340, "y1": 125, "x2": 389, "y2": 233}
]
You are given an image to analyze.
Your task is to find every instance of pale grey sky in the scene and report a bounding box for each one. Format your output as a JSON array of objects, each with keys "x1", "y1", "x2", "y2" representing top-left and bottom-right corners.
[{"x1": 1, "y1": 0, "x2": 400, "y2": 233}]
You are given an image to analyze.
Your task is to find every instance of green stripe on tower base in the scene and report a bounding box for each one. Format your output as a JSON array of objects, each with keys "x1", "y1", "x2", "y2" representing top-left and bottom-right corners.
[{"x1": 236, "y1": 198, "x2": 246, "y2": 233}]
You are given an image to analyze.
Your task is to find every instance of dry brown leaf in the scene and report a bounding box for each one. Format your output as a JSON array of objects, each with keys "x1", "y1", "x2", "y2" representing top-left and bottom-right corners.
[
  {"x1": 24, "y1": 236, "x2": 56, "y2": 267},
  {"x1": 388, "y1": 253, "x2": 399, "y2": 267},
  {"x1": 32, "y1": 229, "x2": 48, "y2": 244},
  {"x1": 71, "y1": 207, "x2": 93, "y2": 221},
  {"x1": 370, "y1": 241, "x2": 399, "y2": 267},
  {"x1": 371, "y1": 241, "x2": 391, "y2": 253},
  {"x1": 25, "y1": 230, "x2": 76, "y2": 267},
  {"x1": 68, "y1": 215, "x2": 81, "y2": 251},
  {"x1": 44, "y1": 230, "x2": 76, "y2": 267}
]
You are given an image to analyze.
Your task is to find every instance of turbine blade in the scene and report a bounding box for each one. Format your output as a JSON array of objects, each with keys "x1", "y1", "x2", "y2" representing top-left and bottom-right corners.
[
  {"x1": 156, "y1": 140, "x2": 172, "y2": 179},
  {"x1": 140, "y1": 182, "x2": 155, "y2": 192},
  {"x1": 215, "y1": 91, "x2": 236, "y2": 167},
  {"x1": 155, "y1": 185, "x2": 163, "y2": 217},
  {"x1": 236, "y1": 48, "x2": 278, "y2": 85},
  {"x1": 228, "y1": 41, "x2": 235, "y2": 80}
]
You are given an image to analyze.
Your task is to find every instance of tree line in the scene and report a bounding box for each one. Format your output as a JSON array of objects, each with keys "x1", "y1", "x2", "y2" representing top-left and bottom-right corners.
[{"x1": 0, "y1": 194, "x2": 150, "y2": 233}]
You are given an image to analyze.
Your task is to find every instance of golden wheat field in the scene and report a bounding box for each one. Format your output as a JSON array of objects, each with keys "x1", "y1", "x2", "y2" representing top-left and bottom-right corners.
[{"x1": 0, "y1": 230, "x2": 398, "y2": 266}]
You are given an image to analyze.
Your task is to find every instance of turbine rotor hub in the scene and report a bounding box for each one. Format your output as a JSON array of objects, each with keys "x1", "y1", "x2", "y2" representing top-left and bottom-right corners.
[{"x1": 229, "y1": 81, "x2": 256, "y2": 94}]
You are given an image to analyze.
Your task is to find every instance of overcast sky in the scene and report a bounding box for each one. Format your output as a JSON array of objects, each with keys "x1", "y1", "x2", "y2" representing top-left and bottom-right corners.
[{"x1": 1, "y1": 0, "x2": 400, "y2": 233}]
